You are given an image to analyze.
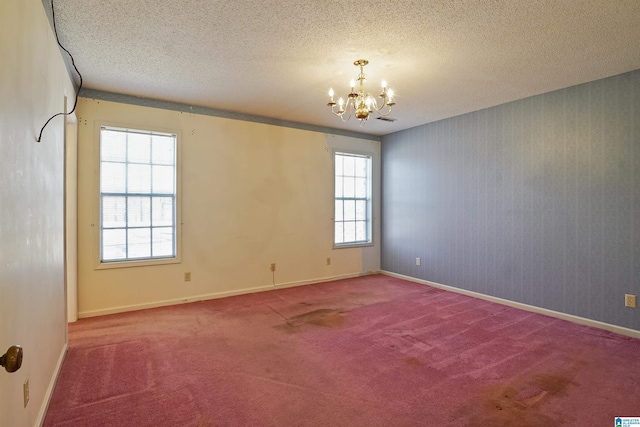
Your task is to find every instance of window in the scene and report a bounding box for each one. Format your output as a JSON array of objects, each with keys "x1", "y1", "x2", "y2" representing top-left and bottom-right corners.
[
  {"x1": 99, "y1": 126, "x2": 178, "y2": 263},
  {"x1": 334, "y1": 151, "x2": 372, "y2": 246}
]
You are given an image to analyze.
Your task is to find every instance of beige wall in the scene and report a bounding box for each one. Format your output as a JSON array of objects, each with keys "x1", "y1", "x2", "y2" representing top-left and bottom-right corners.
[
  {"x1": 76, "y1": 99, "x2": 381, "y2": 317},
  {"x1": 0, "y1": 0, "x2": 75, "y2": 425}
]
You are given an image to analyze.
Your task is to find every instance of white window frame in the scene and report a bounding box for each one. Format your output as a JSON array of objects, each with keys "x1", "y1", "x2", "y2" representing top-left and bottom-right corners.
[
  {"x1": 94, "y1": 122, "x2": 181, "y2": 269},
  {"x1": 333, "y1": 150, "x2": 373, "y2": 248}
]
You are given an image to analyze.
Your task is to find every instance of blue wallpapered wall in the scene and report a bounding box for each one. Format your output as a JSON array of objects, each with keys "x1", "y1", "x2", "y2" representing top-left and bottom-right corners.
[{"x1": 381, "y1": 70, "x2": 640, "y2": 330}]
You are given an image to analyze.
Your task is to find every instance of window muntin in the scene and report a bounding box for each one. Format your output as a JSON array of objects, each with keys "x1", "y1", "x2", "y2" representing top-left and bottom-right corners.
[
  {"x1": 334, "y1": 152, "x2": 372, "y2": 246},
  {"x1": 99, "y1": 126, "x2": 177, "y2": 263}
]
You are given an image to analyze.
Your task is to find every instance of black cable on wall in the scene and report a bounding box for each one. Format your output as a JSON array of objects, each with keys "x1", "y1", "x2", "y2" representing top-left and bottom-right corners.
[{"x1": 37, "y1": 0, "x2": 83, "y2": 143}]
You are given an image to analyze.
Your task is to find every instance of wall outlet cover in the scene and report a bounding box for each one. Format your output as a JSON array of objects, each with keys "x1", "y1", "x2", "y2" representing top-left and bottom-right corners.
[{"x1": 625, "y1": 294, "x2": 636, "y2": 308}]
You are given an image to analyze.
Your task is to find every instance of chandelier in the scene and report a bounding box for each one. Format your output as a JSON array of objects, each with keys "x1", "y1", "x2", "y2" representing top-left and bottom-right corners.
[{"x1": 326, "y1": 59, "x2": 395, "y2": 125}]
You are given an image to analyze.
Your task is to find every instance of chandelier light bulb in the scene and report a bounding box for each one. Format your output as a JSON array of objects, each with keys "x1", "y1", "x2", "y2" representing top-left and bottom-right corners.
[
  {"x1": 365, "y1": 96, "x2": 372, "y2": 107},
  {"x1": 387, "y1": 89, "x2": 395, "y2": 105},
  {"x1": 350, "y1": 79, "x2": 355, "y2": 89},
  {"x1": 329, "y1": 88, "x2": 334, "y2": 97},
  {"x1": 381, "y1": 80, "x2": 387, "y2": 89}
]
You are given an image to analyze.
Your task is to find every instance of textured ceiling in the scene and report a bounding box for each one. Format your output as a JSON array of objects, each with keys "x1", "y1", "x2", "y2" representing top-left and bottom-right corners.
[{"x1": 52, "y1": 0, "x2": 640, "y2": 136}]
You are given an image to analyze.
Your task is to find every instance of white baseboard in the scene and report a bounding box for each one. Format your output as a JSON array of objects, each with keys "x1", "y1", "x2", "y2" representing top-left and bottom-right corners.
[
  {"x1": 380, "y1": 270, "x2": 640, "y2": 340},
  {"x1": 36, "y1": 342, "x2": 67, "y2": 427},
  {"x1": 78, "y1": 272, "x2": 362, "y2": 318}
]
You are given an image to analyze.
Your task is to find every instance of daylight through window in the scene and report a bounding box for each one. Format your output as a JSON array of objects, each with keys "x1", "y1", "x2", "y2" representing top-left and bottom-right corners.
[
  {"x1": 334, "y1": 152, "x2": 372, "y2": 246},
  {"x1": 100, "y1": 126, "x2": 177, "y2": 262}
]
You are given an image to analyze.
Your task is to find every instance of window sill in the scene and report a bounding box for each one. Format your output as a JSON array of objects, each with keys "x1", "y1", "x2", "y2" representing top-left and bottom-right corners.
[
  {"x1": 333, "y1": 242, "x2": 374, "y2": 250},
  {"x1": 95, "y1": 256, "x2": 181, "y2": 270}
]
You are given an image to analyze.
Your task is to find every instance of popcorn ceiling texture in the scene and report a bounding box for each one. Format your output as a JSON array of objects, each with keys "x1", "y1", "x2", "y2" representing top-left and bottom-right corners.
[{"x1": 52, "y1": 0, "x2": 640, "y2": 135}]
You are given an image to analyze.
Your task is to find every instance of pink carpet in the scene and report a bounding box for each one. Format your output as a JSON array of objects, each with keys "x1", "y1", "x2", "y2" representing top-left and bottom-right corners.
[{"x1": 44, "y1": 275, "x2": 640, "y2": 426}]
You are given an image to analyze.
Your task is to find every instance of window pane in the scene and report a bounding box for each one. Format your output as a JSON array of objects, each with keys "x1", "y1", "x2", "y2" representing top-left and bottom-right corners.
[
  {"x1": 356, "y1": 221, "x2": 367, "y2": 241},
  {"x1": 355, "y1": 177, "x2": 367, "y2": 198},
  {"x1": 335, "y1": 200, "x2": 343, "y2": 221},
  {"x1": 355, "y1": 157, "x2": 368, "y2": 177},
  {"x1": 128, "y1": 228, "x2": 151, "y2": 258},
  {"x1": 152, "y1": 135, "x2": 175, "y2": 165},
  {"x1": 334, "y1": 222, "x2": 344, "y2": 244},
  {"x1": 343, "y1": 155, "x2": 355, "y2": 176},
  {"x1": 101, "y1": 130, "x2": 126, "y2": 162},
  {"x1": 128, "y1": 196, "x2": 151, "y2": 227},
  {"x1": 335, "y1": 176, "x2": 343, "y2": 198},
  {"x1": 102, "y1": 228, "x2": 127, "y2": 261},
  {"x1": 152, "y1": 197, "x2": 174, "y2": 226},
  {"x1": 344, "y1": 200, "x2": 356, "y2": 221},
  {"x1": 127, "y1": 132, "x2": 151, "y2": 163},
  {"x1": 101, "y1": 162, "x2": 126, "y2": 193},
  {"x1": 102, "y1": 196, "x2": 126, "y2": 228},
  {"x1": 152, "y1": 165, "x2": 174, "y2": 194},
  {"x1": 343, "y1": 177, "x2": 355, "y2": 198},
  {"x1": 344, "y1": 221, "x2": 356, "y2": 242},
  {"x1": 355, "y1": 200, "x2": 367, "y2": 220},
  {"x1": 128, "y1": 164, "x2": 151, "y2": 193},
  {"x1": 152, "y1": 227, "x2": 174, "y2": 257}
]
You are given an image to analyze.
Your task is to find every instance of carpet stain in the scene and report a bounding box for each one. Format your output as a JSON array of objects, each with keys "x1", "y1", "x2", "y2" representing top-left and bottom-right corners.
[
  {"x1": 195, "y1": 414, "x2": 213, "y2": 427},
  {"x1": 292, "y1": 309, "x2": 346, "y2": 327},
  {"x1": 274, "y1": 309, "x2": 346, "y2": 332},
  {"x1": 490, "y1": 371, "x2": 573, "y2": 408},
  {"x1": 405, "y1": 356, "x2": 424, "y2": 367},
  {"x1": 348, "y1": 291, "x2": 373, "y2": 297},
  {"x1": 453, "y1": 367, "x2": 581, "y2": 427}
]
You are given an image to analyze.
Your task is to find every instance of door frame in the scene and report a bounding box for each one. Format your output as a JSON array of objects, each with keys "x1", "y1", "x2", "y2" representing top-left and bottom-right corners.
[{"x1": 64, "y1": 108, "x2": 78, "y2": 324}]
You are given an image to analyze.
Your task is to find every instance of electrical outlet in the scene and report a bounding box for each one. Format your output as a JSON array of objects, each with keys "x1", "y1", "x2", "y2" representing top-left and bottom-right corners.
[
  {"x1": 23, "y1": 379, "x2": 29, "y2": 408},
  {"x1": 326, "y1": 257, "x2": 331, "y2": 266},
  {"x1": 270, "y1": 263, "x2": 276, "y2": 272},
  {"x1": 184, "y1": 272, "x2": 191, "y2": 282},
  {"x1": 416, "y1": 257, "x2": 421, "y2": 266},
  {"x1": 625, "y1": 294, "x2": 636, "y2": 308}
]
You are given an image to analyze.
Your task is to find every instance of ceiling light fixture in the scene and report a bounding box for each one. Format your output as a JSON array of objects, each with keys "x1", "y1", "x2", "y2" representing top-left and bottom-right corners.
[{"x1": 327, "y1": 59, "x2": 395, "y2": 126}]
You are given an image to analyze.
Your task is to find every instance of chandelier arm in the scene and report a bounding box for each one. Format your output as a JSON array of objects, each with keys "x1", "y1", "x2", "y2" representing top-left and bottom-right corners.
[
  {"x1": 371, "y1": 103, "x2": 392, "y2": 115},
  {"x1": 337, "y1": 100, "x2": 355, "y2": 122},
  {"x1": 331, "y1": 102, "x2": 351, "y2": 118},
  {"x1": 369, "y1": 96, "x2": 394, "y2": 116},
  {"x1": 339, "y1": 108, "x2": 353, "y2": 122},
  {"x1": 377, "y1": 106, "x2": 393, "y2": 116},
  {"x1": 331, "y1": 101, "x2": 351, "y2": 118}
]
